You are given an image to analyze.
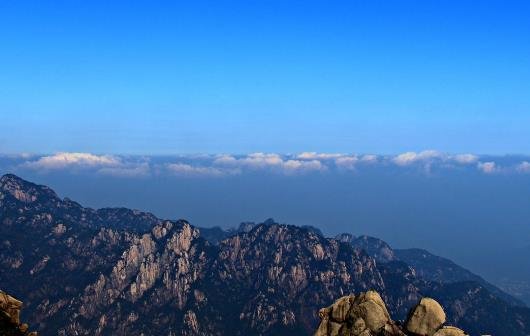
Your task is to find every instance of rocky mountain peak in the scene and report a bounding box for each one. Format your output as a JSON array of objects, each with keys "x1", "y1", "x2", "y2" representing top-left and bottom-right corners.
[
  {"x1": 350, "y1": 236, "x2": 396, "y2": 264},
  {"x1": 336, "y1": 233, "x2": 356, "y2": 243},
  {"x1": 0, "y1": 173, "x2": 25, "y2": 185},
  {"x1": 337, "y1": 233, "x2": 398, "y2": 263},
  {"x1": 97, "y1": 207, "x2": 161, "y2": 232},
  {"x1": 237, "y1": 221, "x2": 257, "y2": 233},
  {"x1": 0, "y1": 174, "x2": 59, "y2": 204}
]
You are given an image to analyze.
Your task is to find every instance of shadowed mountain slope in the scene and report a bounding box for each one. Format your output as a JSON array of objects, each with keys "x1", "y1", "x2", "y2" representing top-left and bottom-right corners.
[{"x1": 1, "y1": 174, "x2": 529, "y2": 335}]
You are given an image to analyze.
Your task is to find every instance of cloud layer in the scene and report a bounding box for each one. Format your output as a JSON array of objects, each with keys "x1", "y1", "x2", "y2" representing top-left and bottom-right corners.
[
  {"x1": 516, "y1": 161, "x2": 530, "y2": 173},
  {"x1": 10, "y1": 151, "x2": 530, "y2": 178},
  {"x1": 213, "y1": 153, "x2": 326, "y2": 174},
  {"x1": 477, "y1": 161, "x2": 497, "y2": 174},
  {"x1": 23, "y1": 152, "x2": 120, "y2": 169}
]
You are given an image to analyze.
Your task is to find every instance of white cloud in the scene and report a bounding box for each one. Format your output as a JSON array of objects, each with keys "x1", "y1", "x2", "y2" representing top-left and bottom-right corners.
[
  {"x1": 393, "y1": 150, "x2": 444, "y2": 166},
  {"x1": 516, "y1": 161, "x2": 530, "y2": 173},
  {"x1": 214, "y1": 153, "x2": 283, "y2": 167},
  {"x1": 21, "y1": 152, "x2": 153, "y2": 177},
  {"x1": 14, "y1": 151, "x2": 507, "y2": 177},
  {"x1": 166, "y1": 163, "x2": 237, "y2": 177},
  {"x1": 452, "y1": 154, "x2": 479, "y2": 164},
  {"x1": 392, "y1": 151, "x2": 477, "y2": 167},
  {"x1": 477, "y1": 161, "x2": 497, "y2": 174},
  {"x1": 242, "y1": 153, "x2": 284, "y2": 167},
  {"x1": 297, "y1": 152, "x2": 343, "y2": 160},
  {"x1": 283, "y1": 159, "x2": 325, "y2": 172},
  {"x1": 213, "y1": 153, "x2": 326, "y2": 173},
  {"x1": 360, "y1": 154, "x2": 378, "y2": 163},
  {"x1": 393, "y1": 152, "x2": 418, "y2": 166},
  {"x1": 335, "y1": 156, "x2": 358, "y2": 170},
  {"x1": 213, "y1": 154, "x2": 239, "y2": 166},
  {"x1": 297, "y1": 152, "x2": 379, "y2": 168},
  {"x1": 23, "y1": 152, "x2": 121, "y2": 170}
]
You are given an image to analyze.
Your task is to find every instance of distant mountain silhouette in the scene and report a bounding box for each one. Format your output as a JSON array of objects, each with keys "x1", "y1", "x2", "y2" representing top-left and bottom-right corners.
[{"x1": 329, "y1": 230, "x2": 525, "y2": 307}]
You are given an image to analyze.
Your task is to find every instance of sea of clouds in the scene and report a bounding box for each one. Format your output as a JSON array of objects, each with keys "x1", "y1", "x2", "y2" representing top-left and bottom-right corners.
[{"x1": 1, "y1": 150, "x2": 529, "y2": 177}]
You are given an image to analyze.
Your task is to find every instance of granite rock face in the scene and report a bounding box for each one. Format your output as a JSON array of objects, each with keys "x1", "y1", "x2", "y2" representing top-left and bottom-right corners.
[
  {"x1": 315, "y1": 291, "x2": 466, "y2": 336},
  {"x1": 405, "y1": 297, "x2": 446, "y2": 336},
  {"x1": 0, "y1": 290, "x2": 37, "y2": 336}
]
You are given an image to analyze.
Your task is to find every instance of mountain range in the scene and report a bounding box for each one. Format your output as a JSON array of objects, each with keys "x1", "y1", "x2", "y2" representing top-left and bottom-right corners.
[{"x1": 1, "y1": 174, "x2": 529, "y2": 335}]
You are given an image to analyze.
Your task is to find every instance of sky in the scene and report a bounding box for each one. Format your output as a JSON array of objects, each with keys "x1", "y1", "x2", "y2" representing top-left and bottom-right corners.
[{"x1": 1, "y1": 1, "x2": 530, "y2": 154}]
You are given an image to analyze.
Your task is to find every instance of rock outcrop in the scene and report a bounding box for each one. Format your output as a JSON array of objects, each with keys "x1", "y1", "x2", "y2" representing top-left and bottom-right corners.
[
  {"x1": 405, "y1": 297, "x2": 446, "y2": 336},
  {"x1": 0, "y1": 290, "x2": 37, "y2": 336},
  {"x1": 315, "y1": 291, "x2": 467, "y2": 336}
]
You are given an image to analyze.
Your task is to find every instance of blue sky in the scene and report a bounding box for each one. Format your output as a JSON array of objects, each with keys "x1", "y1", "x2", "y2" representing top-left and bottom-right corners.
[{"x1": 1, "y1": 1, "x2": 529, "y2": 154}]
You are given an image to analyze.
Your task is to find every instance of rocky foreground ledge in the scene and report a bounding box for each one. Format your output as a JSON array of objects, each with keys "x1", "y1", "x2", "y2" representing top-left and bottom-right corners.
[
  {"x1": 315, "y1": 291, "x2": 467, "y2": 336},
  {"x1": 0, "y1": 290, "x2": 37, "y2": 336}
]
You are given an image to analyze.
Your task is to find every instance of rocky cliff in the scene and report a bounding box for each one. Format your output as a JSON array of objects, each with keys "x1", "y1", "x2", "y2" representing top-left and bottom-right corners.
[{"x1": 1, "y1": 174, "x2": 530, "y2": 336}]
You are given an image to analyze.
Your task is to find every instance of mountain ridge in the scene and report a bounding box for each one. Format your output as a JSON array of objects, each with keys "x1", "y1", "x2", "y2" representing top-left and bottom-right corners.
[
  {"x1": 199, "y1": 224, "x2": 523, "y2": 308},
  {"x1": 1, "y1": 174, "x2": 529, "y2": 335}
]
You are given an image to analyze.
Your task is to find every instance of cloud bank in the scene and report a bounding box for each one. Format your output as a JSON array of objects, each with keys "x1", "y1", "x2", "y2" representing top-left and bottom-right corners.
[
  {"x1": 392, "y1": 150, "x2": 478, "y2": 166},
  {"x1": 213, "y1": 153, "x2": 326, "y2": 174},
  {"x1": 8, "y1": 151, "x2": 530, "y2": 178},
  {"x1": 165, "y1": 163, "x2": 234, "y2": 177},
  {"x1": 24, "y1": 152, "x2": 120, "y2": 169},
  {"x1": 477, "y1": 161, "x2": 498, "y2": 174}
]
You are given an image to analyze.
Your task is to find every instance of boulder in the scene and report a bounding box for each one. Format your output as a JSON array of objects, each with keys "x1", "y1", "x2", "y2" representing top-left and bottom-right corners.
[
  {"x1": 328, "y1": 320, "x2": 342, "y2": 336},
  {"x1": 355, "y1": 290, "x2": 391, "y2": 320},
  {"x1": 315, "y1": 292, "x2": 462, "y2": 336},
  {"x1": 315, "y1": 291, "x2": 390, "y2": 336},
  {"x1": 351, "y1": 317, "x2": 367, "y2": 335},
  {"x1": 357, "y1": 299, "x2": 389, "y2": 332},
  {"x1": 433, "y1": 326, "x2": 468, "y2": 336},
  {"x1": 0, "y1": 291, "x2": 22, "y2": 325},
  {"x1": 405, "y1": 297, "x2": 446, "y2": 336},
  {"x1": 331, "y1": 295, "x2": 355, "y2": 322},
  {"x1": 314, "y1": 316, "x2": 330, "y2": 336},
  {"x1": 382, "y1": 321, "x2": 407, "y2": 336},
  {"x1": 314, "y1": 313, "x2": 343, "y2": 336}
]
